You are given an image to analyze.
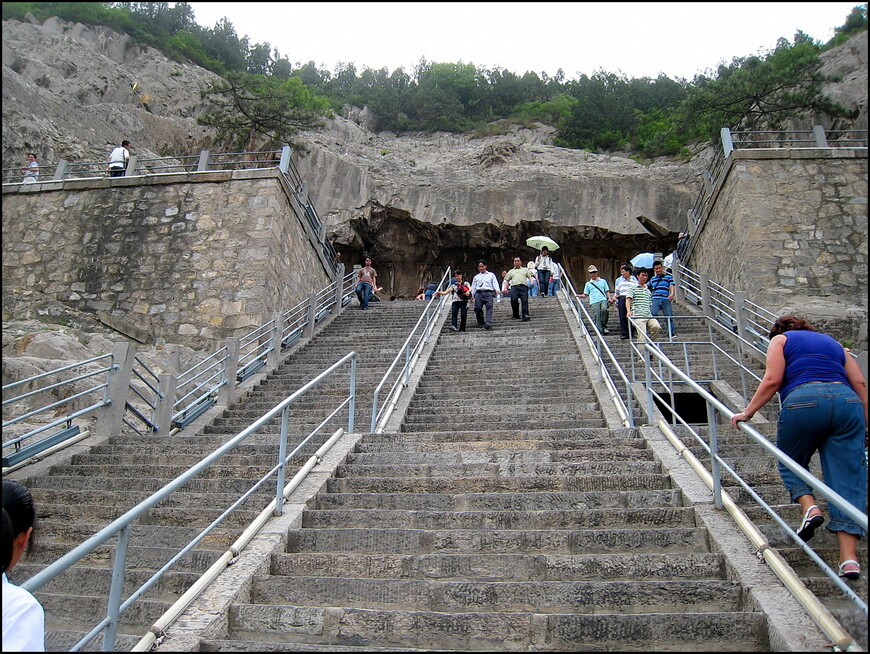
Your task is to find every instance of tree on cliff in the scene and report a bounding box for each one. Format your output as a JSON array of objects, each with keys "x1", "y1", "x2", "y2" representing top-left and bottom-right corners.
[{"x1": 198, "y1": 73, "x2": 331, "y2": 151}]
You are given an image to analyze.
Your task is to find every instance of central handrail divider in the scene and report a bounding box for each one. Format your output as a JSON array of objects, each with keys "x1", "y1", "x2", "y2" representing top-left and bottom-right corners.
[
  {"x1": 562, "y1": 270, "x2": 634, "y2": 427},
  {"x1": 21, "y1": 351, "x2": 359, "y2": 652},
  {"x1": 370, "y1": 267, "x2": 452, "y2": 433}
]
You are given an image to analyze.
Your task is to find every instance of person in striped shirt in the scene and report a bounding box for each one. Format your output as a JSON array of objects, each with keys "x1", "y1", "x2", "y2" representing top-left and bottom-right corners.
[{"x1": 626, "y1": 269, "x2": 661, "y2": 342}]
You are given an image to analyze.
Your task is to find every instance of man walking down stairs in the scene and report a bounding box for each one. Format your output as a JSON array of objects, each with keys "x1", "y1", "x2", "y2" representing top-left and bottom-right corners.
[{"x1": 186, "y1": 296, "x2": 829, "y2": 651}]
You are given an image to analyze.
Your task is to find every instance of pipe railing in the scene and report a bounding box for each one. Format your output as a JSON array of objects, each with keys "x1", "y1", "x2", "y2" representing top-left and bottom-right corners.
[
  {"x1": 561, "y1": 270, "x2": 634, "y2": 427},
  {"x1": 21, "y1": 351, "x2": 358, "y2": 652},
  {"x1": 2, "y1": 352, "x2": 118, "y2": 466},
  {"x1": 634, "y1": 340, "x2": 867, "y2": 628},
  {"x1": 370, "y1": 267, "x2": 452, "y2": 433}
]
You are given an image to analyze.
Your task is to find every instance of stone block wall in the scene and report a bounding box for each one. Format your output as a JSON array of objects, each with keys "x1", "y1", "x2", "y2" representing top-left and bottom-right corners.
[
  {"x1": 2, "y1": 170, "x2": 336, "y2": 349},
  {"x1": 689, "y1": 149, "x2": 868, "y2": 349}
]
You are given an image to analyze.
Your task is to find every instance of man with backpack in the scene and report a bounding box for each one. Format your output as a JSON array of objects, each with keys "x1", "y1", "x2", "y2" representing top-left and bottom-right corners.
[{"x1": 436, "y1": 270, "x2": 472, "y2": 332}]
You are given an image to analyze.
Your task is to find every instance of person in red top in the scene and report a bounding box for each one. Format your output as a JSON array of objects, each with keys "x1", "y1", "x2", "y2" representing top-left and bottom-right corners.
[{"x1": 731, "y1": 316, "x2": 867, "y2": 580}]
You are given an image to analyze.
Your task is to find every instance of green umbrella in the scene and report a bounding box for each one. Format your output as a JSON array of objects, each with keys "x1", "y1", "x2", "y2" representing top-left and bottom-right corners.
[{"x1": 526, "y1": 235, "x2": 559, "y2": 251}]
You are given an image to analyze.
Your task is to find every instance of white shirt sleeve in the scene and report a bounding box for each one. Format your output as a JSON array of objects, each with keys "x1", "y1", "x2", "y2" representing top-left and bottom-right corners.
[{"x1": 2, "y1": 575, "x2": 45, "y2": 652}]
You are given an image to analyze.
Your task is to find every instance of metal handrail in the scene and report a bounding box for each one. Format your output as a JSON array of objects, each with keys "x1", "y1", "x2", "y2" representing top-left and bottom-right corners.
[
  {"x1": 370, "y1": 267, "x2": 452, "y2": 433},
  {"x1": 2, "y1": 354, "x2": 115, "y2": 455},
  {"x1": 561, "y1": 270, "x2": 634, "y2": 427},
  {"x1": 635, "y1": 341, "x2": 867, "y2": 620},
  {"x1": 22, "y1": 351, "x2": 358, "y2": 652}
]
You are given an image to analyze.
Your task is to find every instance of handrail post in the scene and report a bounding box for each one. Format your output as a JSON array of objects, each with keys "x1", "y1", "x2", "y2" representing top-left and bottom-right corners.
[
  {"x1": 268, "y1": 310, "x2": 283, "y2": 368},
  {"x1": 699, "y1": 273, "x2": 713, "y2": 320},
  {"x1": 196, "y1": 149, "x2": 210, "y2": 172},
  {"x1": 53, "y1": 159, "x2": 68, "y2": 181},
  {"x1": 152, "y1": 374, "x2": 177, "y2": 434},
  {"x1": 334, "y1": 263, "x2": 346, "y2": 313},
  {"x1": 278, "y1": 144, "x2": 292, "y2": 173},
  {"x1": 219, "y1": 337, "x2": 240, "y2": 406},
  {"x1": 812, "y1": 125, "x2": 828, "y2": 148},
  {"x1": 303, "y1": 292, "x2": 317, "y2": 340},
  {"x1": 348, "y1": 355, "x2": 357, "y2": 433},
  {"x1": 125, "y1": 154, "x2": 137, "y2": 176},
  {"x1": 102, "y1": 524, "x2": 131, "y2": 651},
  {"x1": 274, "y1": 407, "x2": 289, "y2": 516},
  {"x1": 707, "y1": 400, "x2": 724, "y2": 510},
  {"x1": 644, "y1": 345, "x2": 654, "y2": 425},
  {"x1": 672, "y1": 263, "x2": 685, "y2": 303},
  {"x1": 95, "y1": 341, "x2": 136, "y2": 437},
  {"x1": 720, "y1": 127, "x2": 734, "y2": 157}
]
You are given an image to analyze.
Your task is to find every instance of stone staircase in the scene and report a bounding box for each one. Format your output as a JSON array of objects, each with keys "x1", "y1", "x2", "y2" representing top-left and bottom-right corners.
[
  {"x1": 589, "y1": 301, "x2": 868, "y2": 648},
  {"x1": 198, "y1": 296, "x2": 772, "y2": 651},
  {"x1": 9, "y1": 300, "x2": 427, "y2": 651}
]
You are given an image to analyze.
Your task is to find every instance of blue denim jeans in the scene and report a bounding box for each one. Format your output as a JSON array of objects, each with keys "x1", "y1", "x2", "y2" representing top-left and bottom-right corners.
[
  {"x1": 776, "y1": 382, "x2": 867, "y2": 537},
  {"x1": 548, "y1": 279, "x2": 560, "y2": 296},
  {"x1": 537, "y1": 270, "x2": 551, "y2": 296},
  {"x1": 650, "y1": 297, "x2": 674, "y2": 336},
  {"x1": 355, "y1": 282, "x2": 372, "y2": 309}
]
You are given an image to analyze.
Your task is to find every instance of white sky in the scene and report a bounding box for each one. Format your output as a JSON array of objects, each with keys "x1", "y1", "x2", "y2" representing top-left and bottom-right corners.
[{"x1": 189, "y1": 2, "x2": 860, "y2": 80}]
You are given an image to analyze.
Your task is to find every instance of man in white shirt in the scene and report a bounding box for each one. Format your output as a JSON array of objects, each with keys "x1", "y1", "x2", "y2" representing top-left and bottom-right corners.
[
  {"x1": 108, "y1": 140, "x2": 132, "y2": 177},
  {"x1": 470, "y1": 259, "x2": 501, "y2": 330}
]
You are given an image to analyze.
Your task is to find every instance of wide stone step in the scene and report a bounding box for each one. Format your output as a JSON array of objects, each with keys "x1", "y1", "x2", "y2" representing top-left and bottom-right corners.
[
  {"x1": 334, "y1": 460, "x2": 660, "y2": 478},
  {"x1": 327, "y1": 473, "x2": 672, "y2": 494},
  {"x1": 400, "y1": 417, "x2": 608, "y2": 431},
  {"x1": 355, "y1": 439, "x2": 648, "y2": 453},
  {"x1": 25, "y1": 474, "x2": 272, "y2": 495},
  {"x1": 33, "y1": 501, "x2": 263, "y2": 529},
  {"x1": 365, "y1": 427, "x2": 637, "y2": 443},
  {"x1": 301, "y1": 507, "x2": 696, "y2": 530},
  {"x1": 32, "y1": 522, "x2": 235, "y2": 552},
  {"x1": 14, "y1": 563, "x2": 199, "y2": 599},
  {"x1": 29, "y1": 487, "x2": 273, "y2": 510},
  {"x1": 310, "y1": 489, "x2": 685, "y2": 511},
  {"x1": 38, "y1": 592, "x2": 172, "y2": 628},
  {"x1": 46, "y1": 629, "x2": 142, "y2": 652},
  {"x1": 402, "y1": 402, "x2": 600, "y2": 417},
  {"x1": 270, "y1": 551, "x2": 724, "y2": 581},
  {"x1": 28, "y1": 540, "x2": 225, "y2": 572},
  {"x1": 346, "y1": 448, "x2": 652, "y2": 464},
  {"x1": 251, "y1": 576, "x2": 743, "y2": 613},
  {"x1": 68, "y1": 451, "x2": 294, "y2": 467},
  {"x1": 225, "y1": 605, "x2": 766, "y2": 650},
  {"x1": 46, "y1": 463, "x2": 278, "y2": 479},
  {"x1": 285, "y1": 527, "x2": 710, "y2": 555}
]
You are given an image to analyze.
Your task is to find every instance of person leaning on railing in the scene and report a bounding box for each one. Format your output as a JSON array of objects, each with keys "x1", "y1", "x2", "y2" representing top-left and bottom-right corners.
[{"x1": 730, "y1": 316, "x2": 868, "y2": 581}]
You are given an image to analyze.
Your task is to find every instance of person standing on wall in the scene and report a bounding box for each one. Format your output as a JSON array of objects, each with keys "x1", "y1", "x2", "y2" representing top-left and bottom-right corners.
[
  {"x1": 731, "y1": 316, "x2": 867, "y2": 581},
  {"x1": 355, "y1": 257, "x2": 379, "y2": 310},
  {"x1": 577, "y1": 265, "x2": 613, "y2": 335},
  {"x1": 534, "y1": 247, "x2": 554, "y2": 297},
  {"x1": 108, "y1": 140, "x2": 132, "y2": 177},
  {"x1": 435, "y1": 270, "x2": 471, "y2": 332},
  {"x1": 20, "y1": 153, "x2": 38, "y2": 183},
  {"x1": 470, "y1": 259, "x2": 500, "y2": 330},
  {"x1": 504, "y1": 256, "x2": 536, "y2": 322},
  {"x1": 2, "y1": 480, "x2": 45, "y2": 652},
  {"x1": 649, "y1": 260, "x2": 676, "y2": 337}
]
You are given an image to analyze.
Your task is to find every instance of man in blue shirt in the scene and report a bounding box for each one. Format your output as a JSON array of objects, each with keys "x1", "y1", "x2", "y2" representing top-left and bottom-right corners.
[{"x1": 649, "y1": 260, "x2": 676, "y2": 337}]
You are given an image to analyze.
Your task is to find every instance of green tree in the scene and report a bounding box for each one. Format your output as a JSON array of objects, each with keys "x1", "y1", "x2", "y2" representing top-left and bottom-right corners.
[{"x1": 198, "y1": 73, "x2": 331, "y2": 150}]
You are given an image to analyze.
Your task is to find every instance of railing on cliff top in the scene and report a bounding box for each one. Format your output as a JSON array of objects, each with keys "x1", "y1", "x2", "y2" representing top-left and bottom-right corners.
[
  {"x1": 2, "y1": 146, "x2": 340, "y2": 274},
  {"x1": 687, "y1": 125, "x2": 868, "y2": 229},
  {"x1": 1, "y1": 269, "x2": 357, "y2": 472}
]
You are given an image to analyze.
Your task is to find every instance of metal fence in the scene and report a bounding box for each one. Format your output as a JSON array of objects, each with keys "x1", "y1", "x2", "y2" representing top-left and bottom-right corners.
[
  {"x1": 688, "y1": 126, "x2": 869, "y2": 227},
  {"x1": 20, "y1": 351, "x2": 359, "y2": 652}
]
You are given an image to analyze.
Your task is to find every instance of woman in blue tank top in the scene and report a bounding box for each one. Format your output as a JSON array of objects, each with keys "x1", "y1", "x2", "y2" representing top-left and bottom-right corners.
[{"x1": 731, "y1": 316, "x2": 867, "y2": 581}]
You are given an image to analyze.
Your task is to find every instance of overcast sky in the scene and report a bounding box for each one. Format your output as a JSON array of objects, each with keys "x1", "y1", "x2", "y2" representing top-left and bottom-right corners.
[{"x1": 188, "y1": 2, "x2": 860, "y2": 80}]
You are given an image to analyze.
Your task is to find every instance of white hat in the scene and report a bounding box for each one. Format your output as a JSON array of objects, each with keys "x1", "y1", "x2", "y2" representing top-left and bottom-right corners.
[
  {"x1": 527, "y1": 261, "x2": 536, "y2": 269},
  {"x1": 587, "y1": 265, "x2": 598, "y2": 273}
]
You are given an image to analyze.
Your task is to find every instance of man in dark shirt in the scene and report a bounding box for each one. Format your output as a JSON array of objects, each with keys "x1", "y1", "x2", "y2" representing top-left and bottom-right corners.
[{"x1": 649, "y1": 260, "x2": 676, "y2": 337}]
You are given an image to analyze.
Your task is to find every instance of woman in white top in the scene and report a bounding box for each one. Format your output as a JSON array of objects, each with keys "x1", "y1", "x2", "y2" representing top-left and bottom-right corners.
[
  {"x1": 534, "y1": 247, "x2": 554, "y2": 297},
  {"x1": 2, "y1": 480, "x2": 45, "y2": 652}
]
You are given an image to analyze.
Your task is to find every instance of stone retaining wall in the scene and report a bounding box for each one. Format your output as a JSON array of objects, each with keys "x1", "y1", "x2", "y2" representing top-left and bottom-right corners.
[
  {"x1": 1, "y1": 170, "x2": 336, "y2": 349},
  {"x1": 689, "y1": 149, "x2": 868, "y2": 350}
]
